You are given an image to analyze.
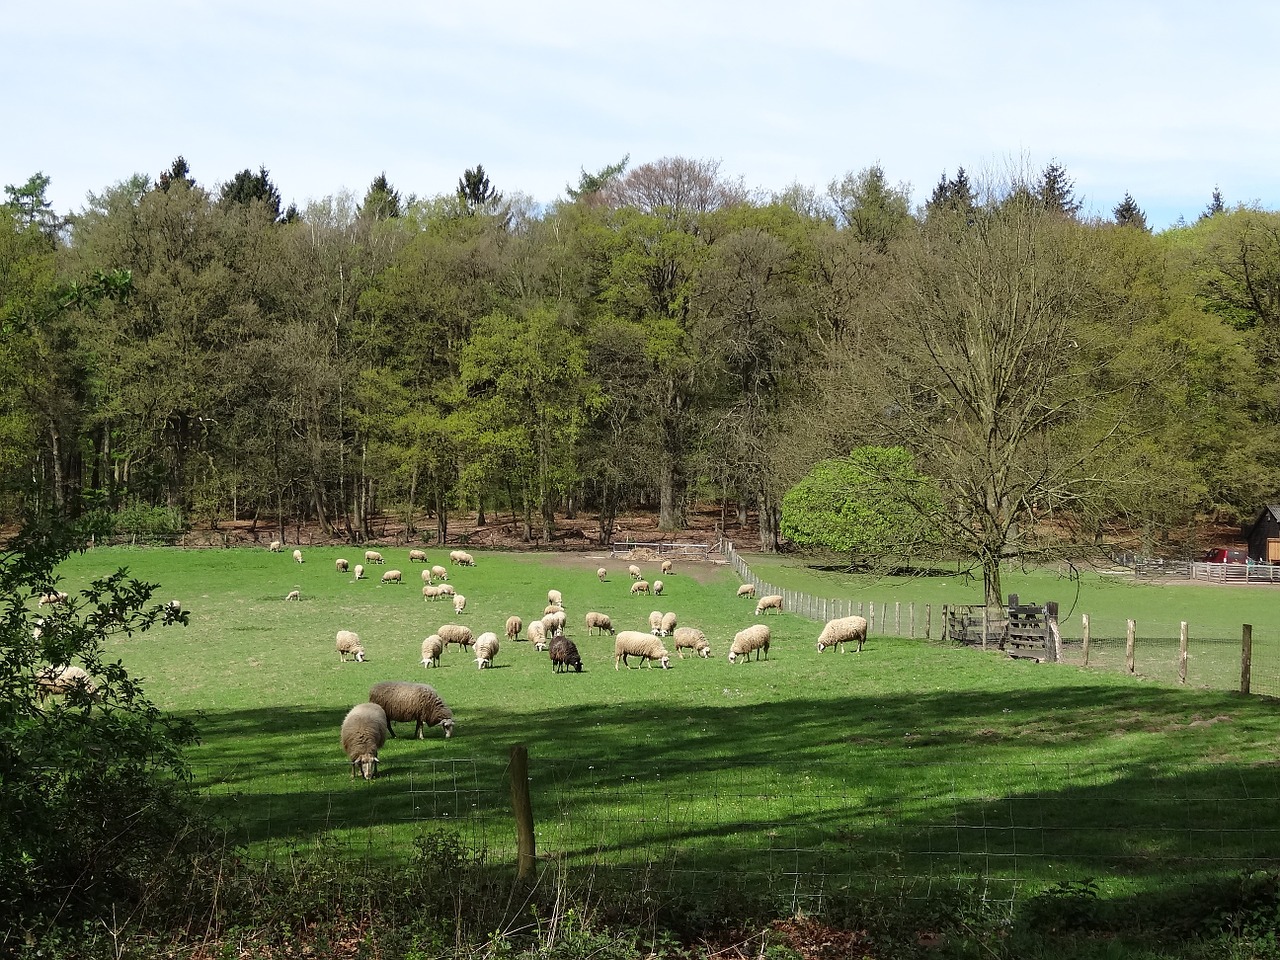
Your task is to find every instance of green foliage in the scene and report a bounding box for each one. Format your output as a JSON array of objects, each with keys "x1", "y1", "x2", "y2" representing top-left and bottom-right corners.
[
  {"x1": 1113, "y1": 192, "x2": 1149, "y2": 231},
  {"x1": 218, "y1": 165, "x2": 284, "y2": 221},
  {"x1": 112, "y1": 502, "x2": 189, "y2": 538}
]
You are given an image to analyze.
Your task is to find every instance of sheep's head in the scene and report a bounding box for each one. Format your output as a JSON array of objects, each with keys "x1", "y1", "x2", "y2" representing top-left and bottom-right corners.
[
  {"x1": 698, "y1": 645, "x2": 710, "y2": 658},
  {"x1": 659, "y1": 655, "x2": 670, "y2": 669},
  {"x1": 441, "y1": 717, "x2": 455, "y2": 738},
  {"x1": 351, "y1": 754, "x2": 379, "y2": 780}
]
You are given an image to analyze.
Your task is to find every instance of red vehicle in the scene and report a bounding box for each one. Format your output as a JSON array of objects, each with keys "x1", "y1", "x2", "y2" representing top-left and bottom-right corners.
[{"x1": 1203, "y1": 548, "x2": 1249, "y2": 564}]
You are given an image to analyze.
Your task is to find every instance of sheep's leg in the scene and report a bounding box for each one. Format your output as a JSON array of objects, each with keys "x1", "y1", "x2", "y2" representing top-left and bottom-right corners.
[{"x1": 415, "y1": 721, "x2": 425, "y2": 739}]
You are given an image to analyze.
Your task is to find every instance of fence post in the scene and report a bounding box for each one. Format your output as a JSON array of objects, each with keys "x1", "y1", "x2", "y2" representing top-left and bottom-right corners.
[
  {"x1": 941, "y1": 604, "x2": 948, "y2": 643},
  {"x1": 1125, "y1": 620, "x2": 1136, "y2": 674},
  {"x1": 910, "y1": 602, "x2": 916, "y2": 639},
  {"x1": 868, "y1": 603, "x2": 875, "y2": 635},
  {"x1": 1179, "y1": 622, "x2": 1188, "y2": 685},
  {"x1": 895, "y1": 602, "x2": 901, "y2": 637},
  {"x1": 1242, "y1": 624, "x2": 1253, "y2": 695},
  {"x1": 1046, "y1": 601, "x2": 1060, "y2": 663},
  {"x1": 509, "y1": 744, "x2": 536, "y2": 881},
  {"x1": 981, "y1": 605, "x2": 989, "y2": 651},
  {"x1": 925, "y1": 604, "x2": 931, "y2": 640},
  {"x1": 1082, "y1": 614, "x2": 1091, "y2": 666}
]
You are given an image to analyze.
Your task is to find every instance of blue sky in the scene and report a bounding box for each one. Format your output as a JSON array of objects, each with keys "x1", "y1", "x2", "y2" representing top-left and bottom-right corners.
[{"x1": 7, "y1": 1, "x2": 1278, "y2": 230}]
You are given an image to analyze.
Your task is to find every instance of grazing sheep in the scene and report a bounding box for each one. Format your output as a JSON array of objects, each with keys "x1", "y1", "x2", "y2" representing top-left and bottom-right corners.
[
  {"x1": 816, "y1": 615, "x2": 869, "y2": 654},
  {"x1": 526, "y1": 620, "x2": 546, "y2": 647},
  {"x1": 423, "y1": 584, "x2": 440, "y2": 600},
  {"x1": 584, "y1": 611, "x2": 615, "y2": 636},
  {"x1": 549, "y1": 635, "x2": 583, "y2": 673},
  {"x1": 365, "y1": 550, "x2": 384, "y2": 564},
  {"x1": 431, "y1": 565, "x2": 449, "y2": 581},
  {"x1": 672, "y1": 627, "x2": 710, "y2": 659},
  {"x1": 534, "y1": 638, "x2": 549, "y2": 652},
  {"x1": 649, "y1": 610, "x2": 664, "y2": 635},
  {"x1": 505, "y1": 616, "x2": 523, "y2": 642},
  {"x1": 336, "y1": 558, "x2": 349, "y2": 573},
  {"x1": 547, "y1": 589, "x2": 563, "y2": 607},
  {"x1": 729, "y1": 624, "x2": 771, "y2": 663},
  {"x1": 755, "y1": 594, "x2": 784, "y2": 616},
  {"x1": 543, "y1": 603, "x2": 564, "y2": 616},
  {"x1": 408, "y1": 549, "x2": 428, "y2": 563},
  {"x1": 354, "y1": 564, "x2": 365, "y2": 581},
  {"x1": 661, "y1": 559, "x2": 673, "y2": 575},
  {"x1": 542, "y1": 610, "x2": 567, "y2": 637},
  {"x1": 336, "y1": 630, "x2": 367, "y2": 662},
  {"x1": 37, "y1": 590, "x2": 68, "y2": 607},
  {"x1": 35, "y1": 664, "x2": 98, "y2": 701},
  {"x1": 630, "y1": 580, "x2": 651, "y2": 596},
  {"x1": 285, "y1": 589, "x2": 301, "y2": 601},
  {"x1": 628, "y1": 564, "x2": 643, "y2": 580},
  {"x1": 736, "y1": 583, "x2": 756, "y2": 599},
  {"x1": 293, "y1": 549, "x2": 304, "y2": 564},
  {"x1": 369, "y1": 680, "x2": 454, "y2": 739},
  {"x1": 453, "y1": 594, "x2": 467, "y2": 615},
  {"x1": 614, "y1": 631, "x2": 671, "y2": 670},
  {"x1": 596, "y1": 567, "x2": 607, "y2": 582},
  {"x1": 269, "y1": 540, "x2": 282, "y2": 552},
  {"x1": 653, "y1": 579, "x2": 664, "y2": 596},
  {"x1": 421, "y1": 568, "x2": 433, "y2": 584},
  {"x1": 381, "y1": 569, "x2": 404, "y2": 585},
  {"x1": 660, "y1": 612, "x2": 677, "y2": 636},
  {"x1": 420, "y1": 634, "x2": 443, "y2": 667},
  {"x1": 436, "y1": 583, "x2": 456, "y2": 598},
  {"x1": 167, "y1": 599, "x2": 182, "y2": 615},
  {"x1": 437, "y1": 623, "x2": 474, "y2": 650},
  {"x1": 473, "y1": 632, "x2": 500, "y2": 669},
  {"x1": 341, "y1": 702, "x2": 389, "y2": 779},
  {"x1": 450, "y1": 550, "x2": 475, "y2": 566}
]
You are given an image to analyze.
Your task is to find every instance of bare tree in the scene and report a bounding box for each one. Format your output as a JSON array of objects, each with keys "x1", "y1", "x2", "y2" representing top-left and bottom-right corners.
[{"x1": 606, "y1": 157, "x2": 747, "y2": 219}]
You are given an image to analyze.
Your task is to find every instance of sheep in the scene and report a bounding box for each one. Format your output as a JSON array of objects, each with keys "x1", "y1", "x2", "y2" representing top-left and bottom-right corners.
[
  {"x1": 167, "y1": 599, "x2": 182, "y2": 615},
  {"x1": 408, "y1": 549, "x2": 428, "y2": 563},
  {"x1": 269, "y1": 540, "x2": 282, "y2": 552},
  {"x1": 547, "y1": 589, "x2": 563, "y2": 607},
  {"x1": 526, "y1": 620, "x2": 547, "y2": 647},
  {"x1": 354, "y1": 564, "x2": 365, "y2": 581},
  {"x1": 422, "y1": 584, "x2": 440, "y2": 600},
  {"x1": 437, "y1": 623, "x2": 474, "y2": 650},
  {"x1": 285, "y1": 589, "x2": 301, "y2": 601},
  {"x1": 435, "y1": 583, "x2": 456, "y2": 598},
  {"x1": 661, "y1": 559, "x2": 673, "y2": 575},
  {"x1": 660, "y1": 612, "x2": 677, "y2": 636},
  {"x1": 816, "y1": 615, "x2": 869, "y2": 654},
  {"x1": 341, "y1": 702, "x2": 389, "y2": 779},
  {"x1": 541, "y1": 610, "x2": 567, "y2": 638},
  {"x1": 543, "y1": 603, "x2": 564, "y2": 616},
  {"x1": 420, "y1": 634, "x2": 443, "y2": 668},
  {"x1": 365, "y1": 550, "x2": 384, "y2": 564},
  {"x1": 293, "y1": 549, "x2": 304, "y2": 564},
  {"x1": 728, "y1": 624, "x2": 771, "y2": 664},
  {"x1": 628, "y1": 564, "x2": 642, "y2": 580},
  {"x1": 421, "y1": 568, "x2": 433, "y2": 584},
  {"x1": 549, "y1": 635, "x2": 583, "y2": 673},
  {"x1": 755, "y1": 594, "x2": 784, "y2": 616},
  {"x1": 473, "y1": 632, "x2": 500, "y2": 669},
  {"x1": 672, "y1": 627, "x2": 710, "y2": 659},
  {"x1": 35, "y1": 664, "x2": 98, "y2": 701},
  {"x1": 368, "y1": 680, "x2": 454, "y2": 739},
  {"x1": 596, "y1": 567, "x2": 607, "y2": 582},
  {"x1": 649, "y1": 610, "x2": 665, "y2": 635},
  {"x1": 453, "y1": 594, "x2": 467, "y2": 615},
  {"x1": 534, "y1": 638, "x2": 549, "y2": 652},
  {"x1": 37, "y1": 590, "x2": 68, "y2": 607},
  {"x1": 336, "y1": 630, "x2": 367, "y2": 662},
  {"x1": 336, "y1": 558, "x2": 349, "y2": 573},
  {"x1": 653, "y1": 579, "x2": 664, "y2": 596},
  {"x1": 584, "y1": 611, "x2": 615, "y2": 636},
  {"x1": 614, "y1": 631, "x2": 671, "y2": 670},
  {"x1": 505, "y1": 616, "x2": 523, "y2": 642},
  {"x1": 381, "y1": 569, "x2": 404, "y2": 585},
  {"x1": 450, "y1": 550, "x2": 475, "y2": 566},
  {"x1": 431, "y1": 565, "x2": 449, "y2": 581},
  {"x1": 736, "y1": 583, "x2": 756, "y2": 599},
  {"x1": 630, "y1": 580, "x2": 651, "y2": 596}
]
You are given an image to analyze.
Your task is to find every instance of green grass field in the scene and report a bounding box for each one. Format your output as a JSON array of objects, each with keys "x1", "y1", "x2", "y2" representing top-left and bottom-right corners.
[{"x1": 47, "y1": 545, "x2": 1280, "y2": 915}]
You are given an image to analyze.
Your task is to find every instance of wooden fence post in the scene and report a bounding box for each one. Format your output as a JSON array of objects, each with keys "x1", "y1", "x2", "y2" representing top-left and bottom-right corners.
[
  {"x1": 1082, "y1": 614, "x2": 1091, "y2": 666},
  {"x1": 925, "y1": 604, "x2": 932, "y2": 640},
  {"x1": 1125, "y1": 620, "x2": 1136, "y2": 674},
  {"x1": 910, "y1": 602, "x2": 916, "y2": 639},
  {"x1": 895, "y1": 602, "x2": 901, "y2": 636},
  {"x1": 1179, "y1": 622, "x2": 1188, "y2": 685},
  {"x1": 509, "y1": 744, "x2": 536, "y2": 881},
  {"x1": 1046, "y1": 601, "x2": 1060, "y2": 663},
  {"x1": 1241, "y1": 624, "x2": 1253, "y2": 695},
  {"x1": 982, "y1": 605, "x2": 989, "y2": 651}
]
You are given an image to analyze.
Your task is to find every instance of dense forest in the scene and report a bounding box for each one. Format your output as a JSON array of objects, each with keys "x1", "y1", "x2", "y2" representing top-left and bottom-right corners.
[{"x1": 2, "y1": 157, "x2": 1277, "y2": 597}]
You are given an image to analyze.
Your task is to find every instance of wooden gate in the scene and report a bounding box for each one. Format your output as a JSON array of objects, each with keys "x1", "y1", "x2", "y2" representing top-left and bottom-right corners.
[{"x1": 944, "y1": 595, "x2": 1060, "y2": 663}]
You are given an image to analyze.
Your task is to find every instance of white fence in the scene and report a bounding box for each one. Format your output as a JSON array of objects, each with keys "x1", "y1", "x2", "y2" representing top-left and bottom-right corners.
[{"x1": 1191, "y1": 562, "x2": 1280, "y2": 584}]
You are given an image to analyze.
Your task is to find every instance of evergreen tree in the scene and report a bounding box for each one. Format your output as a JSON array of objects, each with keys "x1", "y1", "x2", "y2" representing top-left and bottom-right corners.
[
  {"x1": 566, "y1": 155, "x2": 629, "y2": 202},
  {"x1": 156, "y1": 156, "x2": 195, "y2": 193},
  {"x1": 1113, "y1": 192, "x2": 1149, "y2": 231},
  {"x1": 457, "y1": 164, "x2": 501, "y2": 214},
  {"x1": 361, "y1": 172, "x2": 402, "y2": 221},
  {"x1": 219, "y1": 166, "x2": 283, "y2": 221},
  {"x1": 1037, "y1": 161, "x2": 1082, "y2": 218},
  {"x1": 4, "y1": 172, "x2": 64, "y2": 241},
  {"x1": 1200, "y1": 185, "x2": 1225, "y2": 220},
  {"x1": 924, "y1": 167, "x2": 977, "y2": 222}
]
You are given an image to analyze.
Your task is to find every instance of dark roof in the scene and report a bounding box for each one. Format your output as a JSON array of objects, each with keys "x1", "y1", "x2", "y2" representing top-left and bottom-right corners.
[{"x1": 1245, "y1": 505, "x2": 1280, "y2": 536}]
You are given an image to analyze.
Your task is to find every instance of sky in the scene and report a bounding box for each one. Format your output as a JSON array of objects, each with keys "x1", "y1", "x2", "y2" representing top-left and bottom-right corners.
[{"x1": 6, "y1": 1, "x2": 1279, "y2": 231}]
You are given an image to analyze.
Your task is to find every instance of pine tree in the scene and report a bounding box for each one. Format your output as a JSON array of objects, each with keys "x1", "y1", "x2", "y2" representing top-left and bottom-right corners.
[
  {"x1": 219, "y1": 166, "x2": 283, "y2": 221},
  {"x1": 457, "y1": 165, "x2": 501, "y2": 214},
  {"x1": 1200, "y1": 186, "x2": 1225, "y2": 221},
  {"x1": 361, "y1": 173, "x2": 402, "y2": 221},
  {"x1": 1112, "y1": 192, "x2": 1149, "y2": 231},
  {"x1": 925, "y1": 167, "x2": 977, "y2": 221},
  {"x1": 1037, "y1": 161, "x2": 1082, "y2": 218}
]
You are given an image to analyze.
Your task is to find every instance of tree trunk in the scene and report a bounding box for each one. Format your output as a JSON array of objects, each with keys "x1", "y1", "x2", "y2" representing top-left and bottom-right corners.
[
  {"x1": 658, "y1": 456, "x2": 684, "y2": 531},
  {"x1": 757, "y1": 492, "x2": 780, "y2": 552}
]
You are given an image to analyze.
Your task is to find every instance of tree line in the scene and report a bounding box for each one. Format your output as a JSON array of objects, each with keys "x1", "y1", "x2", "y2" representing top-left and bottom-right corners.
[{"x1": 2, "y1": 156, "x2": 1277, "y2": 599}]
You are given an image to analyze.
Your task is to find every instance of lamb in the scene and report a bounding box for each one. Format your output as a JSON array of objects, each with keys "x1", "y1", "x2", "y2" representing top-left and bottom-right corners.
[
  {"x1": 661, "y1": 559, "x2": 673, "y2": 575},
  {"x1": 453, "y1": 594, "x2": 467, "y2": 615},
  {"x1": 420, "y1": 634, "x2": 443, "y2": 667},
  {"x1": 526, "y1": 620, "x2": 547, "y2": 647},
  {"x1": 649, "y1": 610, "x2": 664, "y2": 635},
  {"x1": 269, "y1": 540, "x2": 282, "y2": 552},
  {"x1": 672, "y1": 627, "x2": 710, "y2": 659},
  {"x1": 630, "y1": 580, "x2": 651, "y2": 596},
  {"x1": 628, "y1": 564, "x2": 642, "y2": 580},
  {"x1": 408, "y1": 549, "x2": 428, "y2": 563},
  {"x1": 736, "y1": 583, "x2": 756, "y2": 599},
  {"x1": 293, "y1": 549, "x2": 304, "y2": 564},
  {"x1": 422, "y1": 584, "x2": 440, "y2": 600},
  {"x1": 354, "y1": 564, "x2": 365, "y2": 581},
  {"x1": 755, "y1": 594, "x2": 784, "y2": 616},
  {"x1": 35, "y1": 664, "x2": 98, "y2": 701},
  {"x1": 542, "y1": 610, "x2": 567, "y2": 637},
  {"x1": 381, "y1": 569, "x2": 404, "y2": 584},
  {"x1": 473, "y1": 632, "x2": 500, "y2": 669},
  {"x1": 336, "y1": 630, "x2": 367, "y2": 662},
  {"x1": 365, "y1": 550, "x2": 384, "y2": 564},
  {"x1": 816, "y1": 615, "x2": 869, "y2": 654},
  {"x1": 505, "y1": 616, "x2": 523, "y2": 642},
  {"x1": 341, "y1": 702, "x2": 389, "y2": 780},
  {"x1": 431, "y1": 565, "x2": 449, "y2": 581},
  {"x1": 728, "y1": 624, "x2": 771, "y2": 663},
  {"x1": 549, "y1": 635, "x2": 582, "y2": 673},
  {"x1": 285, "y1": 589, "x2": 301, "y2": 601},
  {"x1": 368, "y1": 680, "x2": 454, "y2": 739},
  {"x1": 336, "y1": 558, "x2": 349, "y2": 573},
  {"x1": 660, "y1": 612, "x2": 677, "y2": 636},
  {"x1": 614, "y1": 631, "x2": 671, "y2": 670},
  {"x1": 437, "y1": 623, "x2": 474, "y2": 650},
  {"x1": 547, "y1": 589, "x2": 563, "y2": 607},
  {"x1": 584, "y1": 611, "x2": 615, "y2": 636},
  {"x1": 653, "y1": 579, "x2": 664, "y2": 596},
  {"x1": 596, "y1": 567, "x2": 607, "y2": 582}
]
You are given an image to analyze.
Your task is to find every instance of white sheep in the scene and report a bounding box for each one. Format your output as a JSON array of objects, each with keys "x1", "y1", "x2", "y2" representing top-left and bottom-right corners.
[
  {"x1": 285, "y1": 589, "x2": 301, "y2": 601},
  {"x1": 37, "y1": 590, "x2": 68, "y2": 607},
  {"x1": 408, "y1": 549, "x2": 428, "y2": 563},
  {"x1": 421, "y1": 568, "x2": 433, "y2": 584},
  {"x1": 431, "y1": 565, "x2": 449, "y2": 581},
  {"x1": 661, "y1": 559, "x2": 673, "y2": 575},
  {"x1": 505, "y1": 616, "x2": 523, "y2": 642},
  {"x1": 649, "y1": 610, "x2": 664, "y2": 635},
  {"x1": 435, "y1": 583, "x2": 456, "y2": 598},
  {"x1": 354, "y1": 564, "x2": 365, "y2": 581},
  {"x1": 544, "y1": 603, "x2": 564, "y2": 616},
  {"x1": 293, "y1": 549, "x2": 304, "y2": 564},
  {"x1": 596, "y1": 567, "x2": 607, "y2": 582},
  {"x1": 630, "y1": 580, "x2": 651, "y2": 596},
  {"x1": 341, "y1": 702, "x2": 389, "y2": 780},
  {"x1": 816, "y1": 615, "x2": 869, "y2": 654},
  {"x1": 547, "y1": 589, "x2": 563, "y2": 607},
  {"x1": 672, "y1": 627, "x2": 710, "y2": 659},
  {"x1": 336, "y1": 630, "x2": 367, "y2": 662},
  {"x1": 755, "y1": 594, "x2": 784, "y2": 616},
  {"x1": 584, "y1": 611, "x2": 615, "y2": 636},
  {"x1": 527, "y1": 620, "x2": 547, "y2": 647},
  {"x1": 729, "y1": 624, "x2": 771, "y2": 664},
  {"x1": 660, "y1": 612, "x2": 677, "y2": 636},
  {"x1": 628, "y1": 564, "x2": 643, "y2": 580},
  {"x1": 381, "y1": 569, "x2": 404, "y2": 584},
  {"x1": 453, "y1": 594, "x2": 467, "y2": 615},
  {"x1": 365, "y1": 550, "x2": 384, "y2": 564},
  {"x1": 423, "y1": 584, "x2": 441, "y2": 600},
  {"x1": 614, "y1": 631, "x2": 671, "y2": 670},
  {"x1": 420, "y1": 634, "x2": 443, "y2": 667},
  {"x1": 736, "y1": 583, "x2": 756, "y2": 599},
  {"x1": 269, "y1": 540, "x2": 282, "y2": 552},
  {"x1": 437, "y1": 624, "x2": 474, "y2": 650},
  {"x1": 450, "y1": 550, "x2": 475, "y2": 566},
  {"x1": 35, "y1": 664, "x2": 98, "y2": 701},
  {"x1": 368, "y1": 681, "x2": 454, "y2": 739},
  {"x1": 473, "y1": 632, "x2": 500, "y2": 669},
  {"x1": 542, "y1": 610, "x2": 567, "y2": 637},
  {"x1": 336, "y1": 558, "x2": 349, "y2": 573},
  {"x1": 653, "y1": 579, "x2": 664, "y2": 596}
]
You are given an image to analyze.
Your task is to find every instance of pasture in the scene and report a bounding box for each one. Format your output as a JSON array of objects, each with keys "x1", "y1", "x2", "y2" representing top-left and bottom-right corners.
[{"x1": 48, "y1": 545, "x2": 1280, "y2": 917}]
